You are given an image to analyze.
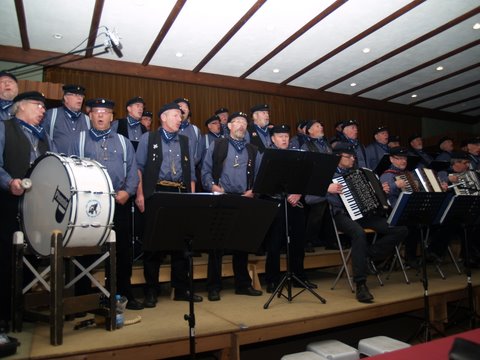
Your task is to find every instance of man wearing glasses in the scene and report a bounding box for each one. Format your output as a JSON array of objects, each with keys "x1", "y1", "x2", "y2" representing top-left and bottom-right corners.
[
  {"x1": 0, "y1": 71, "x2": 19, "y2": 121},
  {"x1": 327, "y1": 143, "x2": 407, "y2": 303},
  {"x1": 0, "y1": 91, "x2": 55, "y2": 331},
  {"x1": 43, "y1": 84, "x2": 90, "y2": 155},
  {"x1": 201, "y1": 111, "x2": 263, "y2": 301}
]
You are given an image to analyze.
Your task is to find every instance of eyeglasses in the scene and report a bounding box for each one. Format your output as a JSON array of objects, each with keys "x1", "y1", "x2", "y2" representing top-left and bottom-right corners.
[{"x1": 27, "y1": 101, "x2": 46, "y2": 110}]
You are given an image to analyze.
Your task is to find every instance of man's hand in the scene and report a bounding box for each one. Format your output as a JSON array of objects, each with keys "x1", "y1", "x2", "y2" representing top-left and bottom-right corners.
[
  {"x1": 115, "y1": 190, "x2": 130, "y2": 205},
  {"x1": 9, "y1": 178, "x2": 24, "y2": 196}
]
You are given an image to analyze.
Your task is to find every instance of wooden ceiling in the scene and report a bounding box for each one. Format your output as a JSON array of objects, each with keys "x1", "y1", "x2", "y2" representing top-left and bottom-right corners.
[{"x1": 0, "y1": 0, "x2": 479, "y2": 123}]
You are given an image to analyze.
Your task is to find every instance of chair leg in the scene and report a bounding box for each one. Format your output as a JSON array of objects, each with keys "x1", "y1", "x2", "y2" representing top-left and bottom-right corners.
[
  {"x1": 332, "y1": 249, "x2": 354, "y2": 292},
  {"x1": 447, "y1": 245, "x2": 462, "y2": 275}
]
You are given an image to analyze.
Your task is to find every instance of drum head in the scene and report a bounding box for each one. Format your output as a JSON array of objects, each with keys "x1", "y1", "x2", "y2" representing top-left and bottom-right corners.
[{"x1": 21, "y1": 154, "x2": 73, "y2": 256}]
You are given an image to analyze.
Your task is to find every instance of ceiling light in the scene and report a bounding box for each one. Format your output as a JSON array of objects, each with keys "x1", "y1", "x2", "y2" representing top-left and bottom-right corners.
[
  {"x1": 272, "y1": 68, "x2": 280, "y2": 73},
  {"x1": 362, "y1": 48, "x2": 370, "y2": 54},
  {"x1": 52, "y1": 33, "x2": 63, "y2": 39},
  {"x1": 436, "y1": 66, "x2": 444, "y2": 71},
  {"x1": 175, "y1": 52, "x2": 183, "y2": 58},
  {"x1": 473, "y1": 23, "x2": 480, "y2": 30},
  {"x1": 350, "y1": 82, "x2": 357, "y2": 87},
  {"x1": 411, "y1": 94, "x2": 418, "y2": 98}
]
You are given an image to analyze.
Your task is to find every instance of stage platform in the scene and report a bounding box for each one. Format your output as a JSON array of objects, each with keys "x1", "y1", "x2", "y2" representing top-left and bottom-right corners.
[{"x1": 8, "y1": 262, "x2": 480, "y2": 360}]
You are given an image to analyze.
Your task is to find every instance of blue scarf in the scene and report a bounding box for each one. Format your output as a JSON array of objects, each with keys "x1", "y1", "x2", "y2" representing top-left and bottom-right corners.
[
  {"x1": 89, "y1": 128, "x2": 112, "y2": 141},
  {"x1": 228, "y1": 137, "x2": 246, "y2": 152},
  {"x1": 336, "y1": 166, "x2": 349, "y2": 175},
  {"x1": 64, "y1": 107, "x2": 82, "y2": 120},
  {"x1": 210, "y1": 131, "x2": 222, "y2": 138},
  {"x1": 161, "y1": 128, "x2": 178, "y2": 143},
  {"x1": 254, "y1": 124, "x2": 269, "y2": 137},
  {"x1": 346, "y1": 138, "x2": 359, "y2": 149},
  {"x1": 127, "y1": 115, "x2": 141, "y2": 127},
  {"x1": 0, "y1": 99, "x2": 13, "y2": 110},
  {"x1": 378, "y1": 142, "x2": 389, "y2": 152},
  {"x1": 179, "y1": 120, "x2": 190, "y2": 130},
  {"x1": 18, "y1": 119, "x2": 45, "y2": 140}
]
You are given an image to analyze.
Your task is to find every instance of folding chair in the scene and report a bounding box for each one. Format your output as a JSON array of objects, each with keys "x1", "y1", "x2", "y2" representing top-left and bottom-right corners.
[
  {"x1": 330, "y1": 210, "x2": 382, "y2": 292},
  {"x1": 386, "y1": 242, "x2": 410, "y2": 284}
]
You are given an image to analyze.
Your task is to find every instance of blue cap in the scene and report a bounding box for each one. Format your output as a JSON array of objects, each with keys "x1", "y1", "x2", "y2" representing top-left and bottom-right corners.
[
  {"x1": 13, "y1": 91, "x2": 45, "y2": 104},
  {"x1": 62, "y1": 84, "x2": 85, "y2": 95},
  {"x1": 228, "y1": 111, "x2": 248, "y2": 123},
  {"x1": 158, "y1": 102, "x2": 182, "y2": 117}
]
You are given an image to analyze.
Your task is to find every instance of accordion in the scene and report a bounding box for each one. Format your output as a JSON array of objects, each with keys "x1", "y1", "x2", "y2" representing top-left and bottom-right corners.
[
  {"x1": 395, "y1": 168, "x2": 443, "y2": 193},
  {"x1": 333, "y1": 167, "x2": 390, "y2": 220},
  {"x1": 450, "y1": 171, "x2": 480, "y2": 195}
]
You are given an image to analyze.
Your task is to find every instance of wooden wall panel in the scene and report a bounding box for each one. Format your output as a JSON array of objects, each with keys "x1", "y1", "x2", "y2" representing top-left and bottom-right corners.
[{"x1": 45, "y1": 68, "x2": 422, "y2": 146}]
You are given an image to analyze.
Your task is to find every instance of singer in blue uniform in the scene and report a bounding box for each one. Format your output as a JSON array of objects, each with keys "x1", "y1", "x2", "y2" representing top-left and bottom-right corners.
[
  {"x1": 42, "y1": 84, "x2": 90, "y2": 155},
  {"x1": 69, "y1": 98, "x2": 143, "y2": 310},
  {"x1": 0, "y1": 71, "x2": 19, "y2": 121},
  {"x1": 0, "y1": 91, "x2": 55, "y2": 329}
]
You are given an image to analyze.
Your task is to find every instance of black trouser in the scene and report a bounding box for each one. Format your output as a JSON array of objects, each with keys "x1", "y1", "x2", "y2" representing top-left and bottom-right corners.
[
  {"x1": 143, "y1": 186, "x2": 190, "y2": 294},
  {"x1": 333, "y1": 212, "x2": 407, "y2": 283},
  {"x1": 0, "y1": 192, "x2": 18, "y2": 324},
  {"x1": 114, "y1": 200, "x2": 135, "y2": 299},
  {"x1": 305, "y1": 200, "x2": 335, "y2": 247},
  {"x1": 206, "y1": 249, "x2": 251, "y2": 291},
  {"x1": 264, "y1": 199, "x2": 306, "y2": 284}
]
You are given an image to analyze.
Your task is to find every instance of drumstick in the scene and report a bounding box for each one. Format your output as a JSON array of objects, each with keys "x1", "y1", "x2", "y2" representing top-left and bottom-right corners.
[{"x1": 21, "y1": 178, "x2": 32, "y2": 190}]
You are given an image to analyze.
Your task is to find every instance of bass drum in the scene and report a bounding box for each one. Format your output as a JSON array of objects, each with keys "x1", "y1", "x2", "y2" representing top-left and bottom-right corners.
[{"x1": 21, "y1": 153, "x2": 114, "y2": 257}]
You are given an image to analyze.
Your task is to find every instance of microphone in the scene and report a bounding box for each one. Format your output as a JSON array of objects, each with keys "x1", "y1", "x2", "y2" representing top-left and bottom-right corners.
[{"x1": 106, "y1": 28, "x2": 123, "y2": 58}]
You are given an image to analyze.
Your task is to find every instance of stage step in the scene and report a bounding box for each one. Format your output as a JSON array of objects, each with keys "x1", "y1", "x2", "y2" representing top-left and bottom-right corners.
[
  {"x1": 93, "y1": 247, "x2": 346, "y2": 291},
  {"x1": 306, "y1": 339, "x2": 359, "y2": 360},
  {"x1": 357, "y1": 336, "x2": 410, "y2": 356}
]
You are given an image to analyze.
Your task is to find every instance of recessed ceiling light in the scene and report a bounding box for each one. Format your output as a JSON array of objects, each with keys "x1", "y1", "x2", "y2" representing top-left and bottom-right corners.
[
  {"x1": 272, "y1": 68, "x2": 280, "y2": 73},
  {"x1": 52, "y1": 33, "x2": 63, "y2": 39},
  {"x1": 411, "y1": 94, "x2": 418, "y2": 98},
  {"x1": 350, "y1": 82, "x2": 357, "y2": 87},
  {"x1": 362, "y1": 48, "x2": 370, "y2": 54},
  {"x1": 473, "y1": 23, "x2": 480, "y2": 30},
  {"x1": 175, "y1": 52, "x2": 183, "y2": 58},
  {"x1": 436, "y1": 66, "x2": 444, "y2": 71}
]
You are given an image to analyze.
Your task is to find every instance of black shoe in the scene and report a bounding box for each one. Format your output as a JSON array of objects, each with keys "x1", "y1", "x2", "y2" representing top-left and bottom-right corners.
[
  {"x1": 174, "y1": 290, "x2": 203, "y2": 302},
  {"x1": 235, "y1": 286, "x2": 263, "y2": 296},
  {"x1": 305, "y1": 243, "x2": 315, "y2": 253},
  {"x1": 126, "y1": 298, "x2": 144, "y2": 310},
  {"x1": 356, "y1": 283, "x2": 374, "y2": 303},
  {"x1": 208, "y1": 290, "x2": 221, "y2": 301},
  {"x1": 266, "y1": 282, "x2": 278, "y2": 293},
  {"x1": 144, "y1": 290, "x2": 157, "y2": 308},
  {"x1": 293, "y1": 279, "x2": 318, "y2": 289}
]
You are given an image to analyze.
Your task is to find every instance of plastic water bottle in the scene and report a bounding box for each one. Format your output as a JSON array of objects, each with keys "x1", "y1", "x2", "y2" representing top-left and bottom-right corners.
[{"x1": 115, "y1": 294, "x2": 127, "y2": 329}]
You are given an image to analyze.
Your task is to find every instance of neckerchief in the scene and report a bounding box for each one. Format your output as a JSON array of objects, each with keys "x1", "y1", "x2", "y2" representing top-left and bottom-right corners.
[
  {"x1": 383, "y1": 164, "x2": 404, "y2": 175},
  {"x1": 179, "y1": 120, "x2": 190, "y2": 130},
  {"x1": 377, "y1": 142, "x2": 389, "y2": 152},
  {"x1": 0, "y1": 99, "x2": 13, "y2": 110},
  {"x1": 209, "y1": 131, "x2": 222, "y2": 138},
  {"x1": 17, "y1": 118, "x2": 45, "y2": 140},
  {"x1": 127, "y1": 115, "x2": 141, "y2": 127},
  {"x1": 64, "y1": 106, "x2": 82, "y2": 120},
  {"x1": 89, "y1": 128, "x2": 112, "y2": 141},
  {"x1": 161, "y1": 128, "x2": 178, "y2": 143},
  {"x1": 346, "y1": 137, "x2": 359, "y2": 148},
  {"x1": 336, "y1": 166, "x2": 349, "y2": 175},
  {"x1": 228, "y1": 136, "x2": 246, "y2": 152},
  {"x1": 254, "y1": 124, "x2": 269, "y2": 137}
]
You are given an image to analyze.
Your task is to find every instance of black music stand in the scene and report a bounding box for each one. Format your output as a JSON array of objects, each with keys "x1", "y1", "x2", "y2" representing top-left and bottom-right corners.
[
  {"x1": 388, "y1": 191, "x2": 451, "y2": 342},
  {"x1": 143, "y1": 192, "x2": 278, "y2": 359},
  {"x1": 439, "y1": 194, "x2": 480, "y2": 329},
  {"x1": 253, "y1": 148, "x2": 339, "y2": 308}
]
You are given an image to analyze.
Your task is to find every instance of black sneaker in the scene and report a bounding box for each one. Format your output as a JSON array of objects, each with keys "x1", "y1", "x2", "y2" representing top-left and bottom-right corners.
[
  {"x1": 126, "y1": 298, "x2": 144, "y2": 310},
  {"x1": 208, "y1": 290, "x2": 221, "y2": 301}
]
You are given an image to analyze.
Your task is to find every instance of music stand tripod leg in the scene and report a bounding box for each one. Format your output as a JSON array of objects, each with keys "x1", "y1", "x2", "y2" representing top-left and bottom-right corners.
[
  {"x1": 264, "y1": 197, "x2": 326, "y2": 309},
  {"x1": 409, "y1": 226, "x2": 445, "y2": 343},
  {"x1": 182, "y1": 237, "x2": 196, "y2": 358}
]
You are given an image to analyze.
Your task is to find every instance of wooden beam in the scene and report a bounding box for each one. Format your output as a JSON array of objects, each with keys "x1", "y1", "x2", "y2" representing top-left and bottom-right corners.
[
  {"x1": 85, "y1": 0, "x2": 105, "y2": 58},
  {"x1": 14, "y1": 0, "x2": 30, "y2": 50},
  {"x1": 0, "y1": 45, "x2": 477, "y2": 124}
]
